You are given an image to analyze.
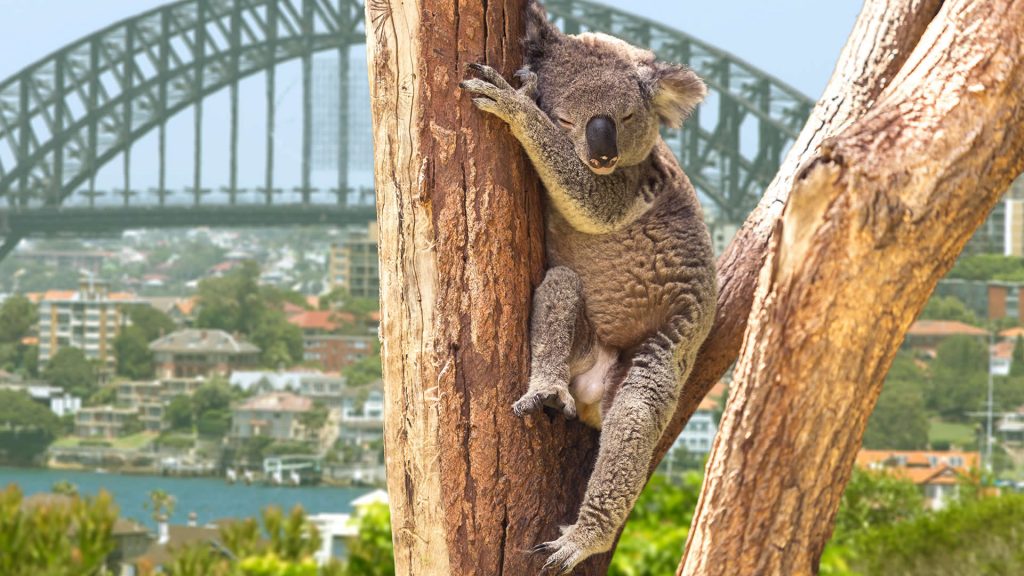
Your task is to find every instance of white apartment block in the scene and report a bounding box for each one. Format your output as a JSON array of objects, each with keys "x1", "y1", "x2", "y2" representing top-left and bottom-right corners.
[{"x1": 37, "y1": 279, "x2": 138, "y2": 366}]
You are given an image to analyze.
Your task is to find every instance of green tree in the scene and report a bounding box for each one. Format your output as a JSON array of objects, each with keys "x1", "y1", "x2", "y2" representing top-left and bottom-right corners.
[
  {"x1": 196, "y1": 409, "x2": 231, "y2": 438},
  {"x1": 43, "y1": 347, "x2": 98, "y2": 400},
  {"x1": 192, "y1": 379, "x2": 232, "y2": 416},
  {"x1": 847, "y1": 494, "x2": 1024, "y2": 576},
  {"x1": 196, "y1": 261, "x2": 262, "y2": 334},
  {"x1": 298, "y1": 402, "x2": 329, "y2": 439},
  {"x1": 611, "y1": 473, "x2": 702, "y2": 576},
  {"x1": 196, "y1": 262, "x2": 304, "y2": 367},
  {"x1": 887, "y1": 351, "x2": 925, "y2": 382},
  {"x1": 1012, "y1": 335, "x2": 1024, "y2": 377},
  {"x1": 0, "y1": 389, "x2": 62, "y2": 464},
  {"x1": 0, "y1": 295, "x2": 39, "y2": 375},
  {"x1": 165, "y1": 394, "x2": 194, "y2": 431},
  {"x1": 144, "y1": 489, "x2": 176, "y2": 522},
  {"x1": 21, "y1": 344, "x2": 38, "y2": 377},
  {"x1": 190, "y1": 379, "x2": 233, "y2": 438},
  {"x1": 343, "y1": 352, "x2": 383, "y2": 389},
  {"x1": 928, "y1": 335, "x2": 989, "y2": 421},
  {"x1": 342, "y1": 503, "x2": 395, "y2": 576},
  {"x1": 123, "y1": 304, "x2": 176, "y2": 341},
  {"x1": 919, "y1": 295, "x2": 979, "y2": 325},
  {"x1": 86, "y1": 385, "x2": 117, "y2": 407},
  {"x1": 121, "y1": 413, "x2": 145, "y2": 436},
  {"x1": 114, "y1": 325, "x2": 155, "y2": 379},
  {"x1": 242, "y1": 437, "x2": 274, "y2": 465},
  {"x1": 0, "y1": 295, "x2": 37, "y2": 343},
  {"x1": 0, "y1": 485, "x2": 117, "y2": 576},
  {"x1": 948, "y1": 253, "x2": 1024, "y2": 282},
  {"x1": 863, "y1": 378, "x2": 929, "y2": 450},
  {"x1": 830, "y1": 468, "x2": 924, "y2": 543}
]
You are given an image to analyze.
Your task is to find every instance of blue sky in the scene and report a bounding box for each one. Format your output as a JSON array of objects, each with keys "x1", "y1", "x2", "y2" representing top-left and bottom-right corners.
[{"x1": 0, "y1": 1, "x2": 861, "y2": 96}]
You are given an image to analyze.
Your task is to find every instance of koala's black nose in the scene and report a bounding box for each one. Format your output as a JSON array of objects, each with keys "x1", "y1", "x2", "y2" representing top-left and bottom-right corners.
[{"x1": 586, "y1": 115, "x2": 619, "y2": 169}]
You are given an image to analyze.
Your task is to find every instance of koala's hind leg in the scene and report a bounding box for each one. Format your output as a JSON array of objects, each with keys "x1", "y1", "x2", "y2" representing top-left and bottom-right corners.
[
  {"x1": 514, "y1": 266, "x2": 591, "y2": 420},
  {"x1": 537, "y1": 328, "x2": 690, "y2": 574}
]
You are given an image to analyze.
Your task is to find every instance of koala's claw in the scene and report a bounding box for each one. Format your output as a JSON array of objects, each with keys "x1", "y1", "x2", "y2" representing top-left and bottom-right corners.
[
  {"x1": 460, "y1": 78, "x2": 502, "y2": 100},
  {"x1": 513, "y1": 387, "x2": 576, "y2": 419},
  {"x1": 467, "y1": 62, "x2": 512, "y2": 90},
  {"x1": 532, "y1": 525, "x2": 608, "y2": 575},
  {"x1": 535, "y1": 538, "x2": 584, "y2": 575}
]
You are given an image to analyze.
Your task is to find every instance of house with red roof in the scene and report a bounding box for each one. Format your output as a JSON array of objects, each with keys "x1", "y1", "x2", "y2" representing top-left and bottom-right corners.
[
  {"x1": 856, "y1": 449, "x2": 980, "y2": 510},
  {"x1": 230, "y1": 392, "x2": 339, "y2": 450},
  {"x1": 903, "y1": 320, "x2": 989, "y2": 355}
]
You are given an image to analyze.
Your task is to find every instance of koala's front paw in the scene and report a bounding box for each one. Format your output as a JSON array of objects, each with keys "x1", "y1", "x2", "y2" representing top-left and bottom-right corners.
[
  {"x1": 460, "y1": 63, "x2": 537, "y2": 125},
  {"x1": 513, "y1": 379, "x2": 576, "y2": 419},
  {"x1": 532, "y1": 525, "x2": 609, "y2": 575}
]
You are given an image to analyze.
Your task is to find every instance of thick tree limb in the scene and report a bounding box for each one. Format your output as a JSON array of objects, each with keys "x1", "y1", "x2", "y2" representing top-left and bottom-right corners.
[
  {"x1": 680, "y1": 1, "x2": 1024, "y2": 574},
  {"x1": 367, "y1": 1, "x2": 608, "y2": 574},
  {"x1": 653, "y1": 0, "x2": 945, "y2": 468}
]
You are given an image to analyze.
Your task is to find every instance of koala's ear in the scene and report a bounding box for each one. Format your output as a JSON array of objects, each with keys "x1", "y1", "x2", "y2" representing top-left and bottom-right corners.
[
  {"x1": 641, "y1": 62, "x2": 707, "y2": 128},
  {"x1": 524, "y1": 0, "x2": 560, "y2": 65}
]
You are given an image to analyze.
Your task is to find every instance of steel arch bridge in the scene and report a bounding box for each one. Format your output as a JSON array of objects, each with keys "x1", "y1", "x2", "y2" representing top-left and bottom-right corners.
[{"x1": 0, "y1": 0, "x2": 813, "y2": 262}]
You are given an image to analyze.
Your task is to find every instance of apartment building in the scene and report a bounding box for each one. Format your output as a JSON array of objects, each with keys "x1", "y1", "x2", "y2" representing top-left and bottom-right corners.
[
  {"x1": 75, "y1": 405, "x2": 138, "y2": 438},
  {"x1": 327, "y1": 222, "x2": 380, "y2": 299},
  {"x1": 37, "y1": 279, "x2": 138, "y2": 366}
]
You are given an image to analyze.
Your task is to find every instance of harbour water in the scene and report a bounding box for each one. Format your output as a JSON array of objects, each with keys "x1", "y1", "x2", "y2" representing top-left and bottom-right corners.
[{"x1": 0, "y1": 467, "x2": 375, "y2": 529}]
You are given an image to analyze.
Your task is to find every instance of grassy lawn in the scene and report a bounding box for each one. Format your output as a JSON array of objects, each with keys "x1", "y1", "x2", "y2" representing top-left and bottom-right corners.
[
  {"x1": 52, "y1": 432, "x2": 157, "y2": 450},
  {"x1": 113, "y1": 432, "x2": 157, "y2": 450},
  {"x1": 929, "y1": 419, "x2": 978, "y2": 449}
]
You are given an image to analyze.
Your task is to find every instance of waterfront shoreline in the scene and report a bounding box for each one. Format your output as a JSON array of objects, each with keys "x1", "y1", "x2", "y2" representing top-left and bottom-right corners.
[{"x1": 0, "y1": 466, "x2": 375, "y2": 529}]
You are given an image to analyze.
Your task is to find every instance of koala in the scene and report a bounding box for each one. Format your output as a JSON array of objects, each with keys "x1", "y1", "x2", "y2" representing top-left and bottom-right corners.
[{"x1": 461, "y1": 1, "x2": 717, "y2": 573}]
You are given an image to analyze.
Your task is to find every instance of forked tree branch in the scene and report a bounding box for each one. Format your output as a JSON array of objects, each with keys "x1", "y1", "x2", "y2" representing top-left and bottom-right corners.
[
  {"x1": 680, "y1": 0, "x2": 1024, "y2": 573},
  {"x1": 652, "y1": 0, "x2": 945, "y2": 469}
]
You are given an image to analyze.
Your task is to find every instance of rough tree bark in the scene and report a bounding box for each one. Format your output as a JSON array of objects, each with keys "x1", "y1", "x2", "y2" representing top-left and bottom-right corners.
[
  {"x1": 680, "y1": 0, "x2": 1024, "y2": 574},
  {"x1": 653, "y1": 0, "x2": 945, "y2": 467},
  {"x1": 366, "y1": 1, "x2": 605, "y2": 574}
]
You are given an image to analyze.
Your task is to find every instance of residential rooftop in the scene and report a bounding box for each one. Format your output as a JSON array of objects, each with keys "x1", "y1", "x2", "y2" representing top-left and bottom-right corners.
[
  {"x1": 236, "y1": 392, "x2": 312, "y2": 413},
  {"x1": 149, "y1": 329, "x2": 260, "y2": 355},
  {"x1": 907, "y1": 320, "x2": 988, "y2": 337}
]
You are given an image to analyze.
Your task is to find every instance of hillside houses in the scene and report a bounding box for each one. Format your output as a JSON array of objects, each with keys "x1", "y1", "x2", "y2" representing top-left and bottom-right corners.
[{"x1": 857, "y1": 449, "x2": 981, "y2": 510}]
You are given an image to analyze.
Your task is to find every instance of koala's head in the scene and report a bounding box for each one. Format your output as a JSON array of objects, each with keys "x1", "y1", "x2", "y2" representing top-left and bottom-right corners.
[{"x1": 523, "y1": 1, "x2": 706, "y2": 175}]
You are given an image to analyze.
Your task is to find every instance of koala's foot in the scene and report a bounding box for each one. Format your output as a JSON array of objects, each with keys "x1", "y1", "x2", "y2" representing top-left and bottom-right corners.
[
  {"x1": 532, "y1": 524, "x2": 609, "y2": 575},
  {"x1": 513, "y1": 377, "x2": 576, "y2": 419}
]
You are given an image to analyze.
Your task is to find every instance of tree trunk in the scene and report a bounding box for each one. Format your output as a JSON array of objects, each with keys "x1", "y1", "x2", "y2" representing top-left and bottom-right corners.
[
  {"x1": 653, "y1": 0, "x2": 945, "y2": 467},
  {"x1": 680, "y1": 1, "x2": 1024, "y2": 574},
  {"x1": 366, "y1": 1, "x2": 605, "y2": 574}
]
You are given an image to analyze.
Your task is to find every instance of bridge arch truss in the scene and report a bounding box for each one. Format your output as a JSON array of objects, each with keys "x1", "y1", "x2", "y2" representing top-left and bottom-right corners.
[{"x1": 0, "y1": 0, "x2": 812, "y2": 260}]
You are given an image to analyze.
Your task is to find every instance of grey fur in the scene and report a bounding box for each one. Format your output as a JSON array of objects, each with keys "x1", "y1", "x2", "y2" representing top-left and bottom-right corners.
[{"x1": 461, "y1": 1, "x2": 717, "y2": 572}]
